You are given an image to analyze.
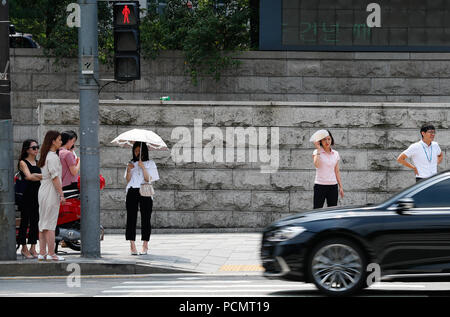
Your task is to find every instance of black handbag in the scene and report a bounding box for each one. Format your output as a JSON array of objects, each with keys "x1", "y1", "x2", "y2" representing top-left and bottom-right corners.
[{"x1": 14, "y1": 172, "x2": 27, "y2": 208}]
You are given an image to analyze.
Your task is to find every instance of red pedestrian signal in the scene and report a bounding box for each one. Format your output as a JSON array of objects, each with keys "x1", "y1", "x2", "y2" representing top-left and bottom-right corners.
[
  {"x1": 113, "y1": 2, "x2": 138, "y2": 27},
  {"x1": 122, "y1": 5, "x2": 130, "y2": 24},
  {"x1": 113, "y1": 1, "x2": 140, "y2": 81}
]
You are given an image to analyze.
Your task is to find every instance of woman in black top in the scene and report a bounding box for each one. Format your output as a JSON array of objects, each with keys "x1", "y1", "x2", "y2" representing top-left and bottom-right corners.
[{"x1": 17, "y1": 139, "x2": 42, "y2": 259}]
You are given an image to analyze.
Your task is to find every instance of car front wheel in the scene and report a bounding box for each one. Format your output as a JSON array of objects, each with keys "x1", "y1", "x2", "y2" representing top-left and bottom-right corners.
[{"x1": 308, "y1": 238, "x2": 368, "y2": 296}]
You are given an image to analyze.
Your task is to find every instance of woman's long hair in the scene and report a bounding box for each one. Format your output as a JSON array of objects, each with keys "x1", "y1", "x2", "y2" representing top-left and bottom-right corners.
[
  {"x1": 131, "y1": 142, "x2": 149, "y2": 162},
  {"x1": 38, "y1": 130, "x2": 61, "y2": 168},
  {"x1": 17, "y1": 139, "x2": 38, "y2": 170}
]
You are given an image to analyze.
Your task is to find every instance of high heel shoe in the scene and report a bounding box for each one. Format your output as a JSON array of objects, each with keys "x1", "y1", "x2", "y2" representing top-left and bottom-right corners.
[
  {"x1": 20, "y1": 251, "x2": 34, "y2": 259},
  {"x1": 46, "y1": 254, "x2": 65, "y2": 262},
  {"x1": 139, "y1": 248, "x2": 148, "y2": 255},
  {"x1": 130, "y1": 247, "x2": 138, "y2": 255},
  {"x1": 130, "y1": 242, "x2": 138, "y2": 255}
]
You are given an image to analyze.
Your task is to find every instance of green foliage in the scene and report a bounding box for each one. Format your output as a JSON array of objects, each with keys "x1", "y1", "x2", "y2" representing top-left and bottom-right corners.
[
  {"x1": 10, "y1": 0, "x2": 251, "y2": 83},
  {"x1": 97, "y1": 3, "x2": 114, "y2": 67},
  {"x1": 141, "y1": 0, "x2": 251, "y2": 84},
  {"x1": 10, "y1": 0, "x2": 75, "y2": 55},
  {"x1": 10, "y1": 0, "x2": 113, "y2": 66}
]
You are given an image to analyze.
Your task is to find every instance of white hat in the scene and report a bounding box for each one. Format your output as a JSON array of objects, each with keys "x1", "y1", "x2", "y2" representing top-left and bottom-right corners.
[{"x1": 309, "y1": 129, "x2": 329, "y2": 143}]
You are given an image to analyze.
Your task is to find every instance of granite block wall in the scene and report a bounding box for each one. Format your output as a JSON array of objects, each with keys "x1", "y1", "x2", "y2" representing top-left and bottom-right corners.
[
  {"x1": 10, "y1": 48, "x2": 450, "y2": 228},
  {"x1": 11, "y1": 49, "x2": 450, "y2": 106},
  {"x1": 34, "y1": 100, "x2": 450, "y2": 229}
]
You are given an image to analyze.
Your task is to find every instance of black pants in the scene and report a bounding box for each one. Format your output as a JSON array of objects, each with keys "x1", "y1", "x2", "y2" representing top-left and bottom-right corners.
[
  {"x1": 313, "y1": 184, "x2": 338, "y2": 209},
  {"x1": 63, "y1": 182, "x2": 80, "y2": 198},
  {"x1": 125, "y1": 188, "x2": 153, "y2": 241},
  {"x1": 17, "y1": 201, "x2": 39, "y2": 245}
]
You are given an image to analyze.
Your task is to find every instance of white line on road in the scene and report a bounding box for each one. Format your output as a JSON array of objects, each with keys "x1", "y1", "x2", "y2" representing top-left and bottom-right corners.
[
  {"x1": 112, "y1": 284, "x2": 310, "y2": 289},
  {"x1": 369, "y1": 283, "x2": 426, "y2": 289},
  {"x1": 122, "y1": 280, "x2": 258, "y2": 284},
  {"x1": 97, "y1": 294, "x2": 281, "y2": 297},
  {"x1": 12, "y1": 292, "x2": 69, "y2": 296},
  {"x1": 102, "y1": 289, "x2": 308, "y2": 293}
]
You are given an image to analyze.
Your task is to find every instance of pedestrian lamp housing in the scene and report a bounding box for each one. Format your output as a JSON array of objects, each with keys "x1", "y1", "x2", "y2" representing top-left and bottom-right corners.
[
  {"x1": 113, "y1": 2, "x2": 140, "y2": 81},
  {"x1": 113, "y1": 3, "x2": 139, "y2": 27}
]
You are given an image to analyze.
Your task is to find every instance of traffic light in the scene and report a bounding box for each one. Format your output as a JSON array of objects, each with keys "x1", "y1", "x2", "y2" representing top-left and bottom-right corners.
[{"x1": 113, "y1": 1, "x2": 140, "y2": 81}]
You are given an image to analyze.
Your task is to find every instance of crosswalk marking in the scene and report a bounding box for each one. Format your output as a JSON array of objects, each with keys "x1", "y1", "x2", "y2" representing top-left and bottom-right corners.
[
  {"x1": 99, "y1": 278, "x2": 311, "y2": 296},
  {"x1": 97, "y1": 276, "x2": 430, "y2": 297},
  {"x1": 121, "y1": 280, "x2": 249, "y2": 284},
  {"x1": 111, "y1": 284, "x2": 308, "y2": 289},
  {"x1": 13, "y1": 292, "x2": 70, "y2": 296},
  {"x1": 102, "y1": 289, "x2": 304, "y2": 293}
]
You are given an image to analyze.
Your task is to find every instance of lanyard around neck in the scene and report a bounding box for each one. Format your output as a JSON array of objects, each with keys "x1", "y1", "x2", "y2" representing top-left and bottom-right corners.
[{"x1": 421, "y1": 143, "x2": 433, "y2": 163}]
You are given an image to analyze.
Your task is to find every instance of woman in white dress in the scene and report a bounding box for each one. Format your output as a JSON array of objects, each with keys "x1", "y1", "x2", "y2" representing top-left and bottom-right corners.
[{"x1": 37, "y1": 130, "x2": 66, "y2": 261}]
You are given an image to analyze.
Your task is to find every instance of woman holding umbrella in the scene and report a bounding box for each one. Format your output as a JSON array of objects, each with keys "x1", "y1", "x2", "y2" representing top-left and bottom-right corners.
[
  {"x1": 124, "y1": 141, "x2": 159, "y2": 255},
  {"x1": 111, "y1": 129, "x2": 166, "y2": 255}
]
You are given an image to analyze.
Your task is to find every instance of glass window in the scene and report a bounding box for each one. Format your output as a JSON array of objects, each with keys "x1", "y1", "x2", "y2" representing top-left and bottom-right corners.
[
  {"x1": 412, "y1": 178, "x2": 450, "y2": 208},
  {"x1": 262, "y1": 0, "x2": 450, "y2": 51},
  {"x1": 10, "y1": 36, "x2": 36, "y2": 48}
]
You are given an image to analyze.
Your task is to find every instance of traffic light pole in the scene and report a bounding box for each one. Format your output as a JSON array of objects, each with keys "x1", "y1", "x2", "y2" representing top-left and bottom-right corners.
[
  {"x1": 0, "y1": 0, "x2": 16, "y2": 261},
  {"x1": 78, "y1": 0, "x2": 101, "y2": 258}
]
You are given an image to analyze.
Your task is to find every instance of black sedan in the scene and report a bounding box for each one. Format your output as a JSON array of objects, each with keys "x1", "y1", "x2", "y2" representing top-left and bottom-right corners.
[{"x1": 261, "y1": 170, "x2": 450, "y2": 296}]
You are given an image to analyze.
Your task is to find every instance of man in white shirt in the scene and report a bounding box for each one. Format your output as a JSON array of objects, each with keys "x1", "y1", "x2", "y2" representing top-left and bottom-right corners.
[{"x1": 397, "y1": 124, "x2": 444, "y2": 182}]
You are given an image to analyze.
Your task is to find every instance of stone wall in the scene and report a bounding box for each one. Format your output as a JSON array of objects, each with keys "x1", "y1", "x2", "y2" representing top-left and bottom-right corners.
[
  {"x1": 36, "y1": 100, "x2": 450, "y2": 229},
  {"x1": 11, "y1": 49, "x2": 450, "y2": 106},
  {"x1": 10, "y1": 49, "x2": 450, "y2": 229},
  {"x1": 11, "y1": 48, "x2": 450, "y2": 152}
]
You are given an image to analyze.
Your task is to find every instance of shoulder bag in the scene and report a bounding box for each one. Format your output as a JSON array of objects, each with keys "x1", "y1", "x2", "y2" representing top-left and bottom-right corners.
[{"x1": 139, "y1": 181, "x2": 155, "y2": 197}]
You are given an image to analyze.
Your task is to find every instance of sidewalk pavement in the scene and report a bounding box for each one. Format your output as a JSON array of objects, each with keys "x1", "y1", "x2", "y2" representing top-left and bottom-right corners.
[{"x1": 0, "y1": 232, "x2": 264, "y2": 277}]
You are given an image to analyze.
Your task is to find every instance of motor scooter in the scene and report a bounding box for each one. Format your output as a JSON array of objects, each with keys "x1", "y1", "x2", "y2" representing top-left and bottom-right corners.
[
  {"x1": 55, "y1": 192, "x2": 82, "y2": 251},
  {"x1": 56, "y1": 175, "x2": 106, "y2": 252},
  {"x1": 16, "y1": 175, "x2": 105, "y2": 253}
]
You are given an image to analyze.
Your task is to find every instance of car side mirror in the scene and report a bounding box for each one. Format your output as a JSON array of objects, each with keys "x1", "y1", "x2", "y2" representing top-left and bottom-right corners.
[{"x1": 396, "y1": 197, "x2": 415, "y2": 214}]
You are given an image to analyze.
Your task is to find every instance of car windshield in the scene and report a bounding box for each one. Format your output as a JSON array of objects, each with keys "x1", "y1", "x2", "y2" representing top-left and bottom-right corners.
[
  {"x1": 380, "y1": 173, "x2": 450, "y2": 208},
  {"x1": 411, "y1": 177, "x2": 450, "y2": 208}
]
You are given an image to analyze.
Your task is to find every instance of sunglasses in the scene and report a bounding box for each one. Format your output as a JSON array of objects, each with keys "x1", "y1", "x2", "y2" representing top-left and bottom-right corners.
[{"x1": 29, "y1": 145, "x2": 40, "y2": 150}]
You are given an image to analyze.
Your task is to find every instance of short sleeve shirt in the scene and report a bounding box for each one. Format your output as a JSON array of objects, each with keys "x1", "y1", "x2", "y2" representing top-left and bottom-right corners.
[
  {"x1": 124, "y1": 160, "x2": 160, "y2": 192},
  {"x1": 313, "y1": 148, "x2": 340, "y2": 185},
  {"x1": 44, "y1": 151, "x2": 62, "y2": 181},
  {"x1": 59, "y1": 147, "x2": 78, "y2": 187},
  {"x1": 402, "y1": 140, "x2": 441, "y2": 178}
]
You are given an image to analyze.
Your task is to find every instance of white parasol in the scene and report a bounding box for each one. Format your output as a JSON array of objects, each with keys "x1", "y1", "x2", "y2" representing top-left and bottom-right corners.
[{"x1": 111, "y1": 129, "x2": 168, "y2": 151}]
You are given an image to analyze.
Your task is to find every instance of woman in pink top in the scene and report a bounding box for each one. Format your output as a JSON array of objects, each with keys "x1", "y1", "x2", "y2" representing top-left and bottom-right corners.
[
  {"x1": 312, "y1": 130, "x2": 344, "y2": 209},
  {"x1": 59, "y1": 130, "x2": 80, "y2": 197}
]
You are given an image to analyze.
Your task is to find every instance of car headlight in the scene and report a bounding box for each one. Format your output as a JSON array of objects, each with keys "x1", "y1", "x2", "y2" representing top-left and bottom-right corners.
[{"x1": 266, "y1": 226, "x2": 307, "y2": 242}]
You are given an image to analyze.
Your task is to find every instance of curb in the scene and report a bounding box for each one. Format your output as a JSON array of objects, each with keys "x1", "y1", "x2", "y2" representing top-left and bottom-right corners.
[{"x1": 0, "y1": 261, "x2": 197, "y2": 277}]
